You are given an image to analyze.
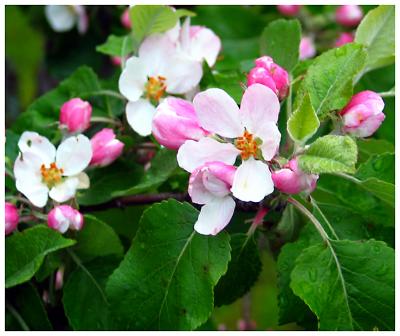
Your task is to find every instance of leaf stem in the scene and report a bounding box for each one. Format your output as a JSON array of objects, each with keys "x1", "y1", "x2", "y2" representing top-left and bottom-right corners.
[
  {"x1": 6, "y1": 302, "x2": 30, "y2": 331},
  {"x1": 88, "y1": 90, "x2": 126, "y2": 100},
  {"x1": 310, "y1": 197, "x2": 339, "y2": 240},
  {"x1": 378, "y1": 90, "x2": 395, "y2": 98},
  {"x1": 335, "y1": 172, "x2": 361, "y2": 184},
  {"x1": 91, "y1": 116, "x2": 122, "y2": 126}
]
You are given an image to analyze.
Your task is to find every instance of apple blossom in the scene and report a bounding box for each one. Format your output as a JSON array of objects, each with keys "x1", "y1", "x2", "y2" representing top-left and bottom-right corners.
[
  {"x1": 111, "y1": 56, "x2": 122, "y2": 67},
  {"x1": 299, "y1": 37, "x2": 316, "y2": 60},
  {"x1": 178, "y1": 84, "x2": 281, "y2": 203},
  {"x1": 335, "y1": 5, "x2": 363, "y2": 27},
  {"x1": 48, "y1": 205, "x2": 84, "y2": 233},
  {"x1": 189, "y1": 161, "x2": 237, "y2": 235},
  {"x1": 14, "y1": 132, "x2": 92, "y2": 207},
  {"x1": 335, "y1": 32, "x2": 354, "y2": 47},
  {"x1": 5, "y1": 202, "x2": 19, "y2": 235},
  {"x1": 277, "y1": 5, "x2": 302, "y2": 16},
  {"x1": 55, "y1": 266, "x2": 65, "y2": 290},
  {"x1": 272, "y1": 158, "x2": 318, "y2": 194},
  {"x1": 121, "y1": 8, "x2": 131, "y2": 29},
  {"x1": 45, "y1": 5, "x2": 88, "y2": 34},
  {"x1": 152, "y1": 97, "x2": 209, "y2": 149},
  {"x1": 90, "y1": 128, "x2": 125, "y2": 167},
  {"x1": 59, "y1": 98, "x2": 92, "y2": 133},
  {"x1": 247, "y1": 56, "x2": 289, "y2": 100},
  {"x1": 119, "y1": 18, "x2": 220, "y2": 136},
  {"x1": 340, "y1": 90, "x2": 385, "y2": 138}
]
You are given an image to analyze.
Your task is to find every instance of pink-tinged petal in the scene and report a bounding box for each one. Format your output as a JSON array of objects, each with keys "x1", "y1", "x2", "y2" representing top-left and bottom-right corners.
[
  {"x1": 118, "y1": 56, "x2": 147, "y2": 102},
  {"x1": 5, "y1": 203, "x2": 19, "y2": 235},
  {"x1": 74, "y1": 5, "x2": 88, "y2": 34},
  {"x1": 247, "y1": 67, "x2": 278, "y2": 95},
  {"x1": 194, "y1": 88, "x2": 243, "y2": 137},
  {"x1": 188, "y1": 26, "x2": 221, "y2": 66},
  {"x1": 346, "y1": 112, "x2": 385, "y2": 138},
  {"x1": 335, "y1": 32, "x2": 354, "y2": 47},
  {"x1": 254, "y1": 122, "x2": 281, "y2": 161},
  {"x1": 45, "y1": 5, "x2": 76, "y2": 32},
  {"x1": 121, "y1": 8, "x2": 131, "y2": 29},
  {"x1": 18, "y1": 131, "x2": 56, "y2": 166},
  {"x1": 60, "y1": 98, "x2": 92, "y2": 133},
  {"x1": 177, "y1": 137, "x2": 240, "y2": 172},
  {"x1": 56, "y1": 135, "x2": 92, "y2": 176},
  {"x1": 335, "y1": 5, "x2": 363, "y2": 27},
  {"x1": 231, "y1": 158, "x2": 274, "y2": 202},
  {"x1": 271, "y1": 168, "x2": 303, "y2": 194},
  {"x1": 126, "y1": 98, "x2": 157, "y2": 136},
  {"x1": 90, "y1": 128, "x2": 124, "y2": 167},
  {"x1": 299, "y1": 37, "x2": 316, "y2": 60},
  {"x1": 48, "y1": 205, "x2": 84, "y2": 233},
  {"x1": 277, "y1": 5, "x2": 302, "y2": 16},
  {"x1": 240, "y1": 84, "x2": 280, "y2": 133},
  {"x1": 194, "y1": 196, "x2": 236, "y2": 235}
]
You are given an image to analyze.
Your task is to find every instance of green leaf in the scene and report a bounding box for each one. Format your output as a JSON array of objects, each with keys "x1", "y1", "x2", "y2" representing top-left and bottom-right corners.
[
  {"x1": 287, "y1": 92, "x2": 320, "y2": 143},
  {"x1": 355, "y1": 5, "x2": 395, "y2": 74},
  {"x1": 5, "y1": 129, "x2": 20, "y2": 162},
  {"x1": 130, "y1": 5, "x2": 178, "y2": 44},
  {"x1": 303, "y1": 43, "x2": 366, "y2": 119},
  {"x1": 106, "y1": 200, "x2": 231, "y2": 330},
  {"x1": 96, "y1": 34, "x2": 134, "y2": 57},
  {"x1": 356, "y1": 153, "x2": 394, "y2": 184},
  {"x1": 298, "y1": 135, "x2": 358, "y2": 174},
  {"x1": 175, "y1": 9, "x2": 196, "y2": 18},
  {"x1": 357, "y1": 138, "x2": 394, "y2": 163},
  {"x1": 358, "y1": 178, "x2": 394, "y2": 208},
  {"x1": 214, "y1": 233, "x2": 261, "y2": 306},
  {"x1": 63, "y1": 257, "x2": 120, "y2": 330},
  {"x1": 74, "y1": 215, "x2": 124, "y2": 262},
  {"x1": 260, "y1": 19, "x2": 301, "y2": 71},
  {"x1": 6, "y1": 225, "x2": 75, "y2": 288},
  {"x1": 35, "y1": 251, "x2": 62, "y2": 282},
  {"x1": 114, "y1": 148, "x2": 178, "y2": 196},
  {"x1": 291, "y1": 240, "x2": 394, "y2": 330}
]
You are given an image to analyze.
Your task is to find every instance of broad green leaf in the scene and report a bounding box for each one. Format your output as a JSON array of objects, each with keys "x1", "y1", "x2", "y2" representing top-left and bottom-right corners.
[
  {"x1": 357, "y1": 138, "x2": 394, "y2": 163},
  {"x1": 114, "y1": 148, "x2": 178, "y2": 196},
  {"x1": 304, "y1": 43, "x2": 366, "y2": 119},
  {"x1": 6, "y1": 225, "x2": 75, "y2": 288},
  {"x1": 287, "y1": 93, "x2": 320, "y2": 143},
  {"x1": 359, "y1": 178, "x2": 394, "y2": 208},
  {"x1": 175, "y1": 9, "x2": 196, "y2": 18},
  {"x1": 298, "y1": 135, "x2": 358, "y2": 174},
  {"x1": 106, "y1": 200, "x2": 231, "y2": 330},
  {"x1": 260, "y1": 19, "x2": 301, "y2": 71},
  {"x1": 214, "y1": 233, "x2": 261, "y2": 306},
  {"x1": 355, "y1": 6, "x2": 395, "y2": 73},
  {"x1": 130, "y1": 5, "x2": 178, "y2": 44},
  {"x1": 96, "y1": 34, "x2": 134, "y2": 57},
  {"x1": 6, "y1": 283, "x2": 52, "y2": 330},
  {"x1": 63, "y1": 257, "x2": 120, "y2": 330},
  {"x1": 356, "y1": 153, "x2": 394, "y2": 184},
  {"x1": 74, "y1": 215, "x2": 124, "y2": 262},
  {"x1": 291, "y1": 240, "x2": 394, "y2": 330},
  {"x1": 35, "y1": 251, "x2": 62, "y2": 282}
]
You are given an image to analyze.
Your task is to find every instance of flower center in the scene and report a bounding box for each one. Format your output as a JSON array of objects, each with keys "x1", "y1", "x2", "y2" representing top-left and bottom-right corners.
[
  {"x1": 145, "y1": 76, "x2": 167, "y2": 103},
  {"x1": 235, "y1": 130, "x2": 262, "y2": 160},
  {"x1": 41, "y1": 162, "x2": 64, "y2": 188}
]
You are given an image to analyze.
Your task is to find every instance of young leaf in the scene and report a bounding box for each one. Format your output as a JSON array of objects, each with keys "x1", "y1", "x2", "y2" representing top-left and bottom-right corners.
[
  {"x1": 355, "y1": 5, "x2": 395, "y2": 74},
  {"x1": 356, "y1": 153, "x2": 394, "y2": 184},
  {"x1": 130, "y1": 5, "x2": 178, "y2": 44},
  {"x1": 6, "y1": 225, "x2": 75, "y2": 288},
  {"x1": 106, "y1": 200, "x2": 231, "y2": 330},
  {"x1": 287, "y1": 93, "x2": 320, "y2": 144},
  {"x1": 291, "y1": 239, "x2": 394, "y2": 330},
  {"x1": 304, "y1": 43, "x2": 366, "y2": 120},
  {"x1": 63, "y1": 256, "x2": 121, "y2": 330},
  {"x1": 96, "y1": 34, "x2": 134, "y2": 57},
  {"x1": 214, "y1": 233, "x2": 262, "y2": 306},
  {"x1": 298, "y1": 135, "x2": 358, "y2": 174},
  {"x1": 260, "y1": 19, "x2": 301, "y2": 71}
]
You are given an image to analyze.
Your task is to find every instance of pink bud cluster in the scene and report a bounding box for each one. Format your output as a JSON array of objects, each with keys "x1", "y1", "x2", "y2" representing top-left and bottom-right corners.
[
  {"x1": 335, "y1": 5, "x2": 363, "y2": 27},
  {"x1": 5, "y1": 202, "x2": 19, "y2": 235},
  {"x1": 48, "y1": 205, "x2": 84, "y2": 233},
  {"x1": 60, "y1": 98, "x2": 92, "y2": 133},
  {"x1": 277, "y1": 5, "x2": 302, "y2": 17},
  {"x1": 90, "y1": 128, "x2": 125, "y2": 167}
]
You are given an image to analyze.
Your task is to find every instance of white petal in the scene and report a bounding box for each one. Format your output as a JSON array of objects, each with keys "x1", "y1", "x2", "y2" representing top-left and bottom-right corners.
[
  {"x1": 18, "y1": 131, "x2": 56, "y2": 165},
  {"x1": 14, "y1": 152, "x2": 42, "y2": 183},
  {"x1": 188, "y1": 169, "x2": 216, "y2": 205},
  {"x1": 16, "y1": 179, "x2": 49, "y2": 208},
  {"x1": 126, "y1": 99, "x2": 156, "y2": 136},
  {"x1": 240, "y1": 84, "x2": 280, "y2": 132},
  {"x1": 188, "y1": 26, "x2": 221, "y2": 66},
  {"x1": 231, "y1": 158, "x2": 274, "y2": 202},
  {"x1": 56, "y1": 135, "x2": 92, "y2": 176},
  {"x1": 254, "y1": 122, "x2": 281, "y2": 161},
  {"x1": 193, "y1": 88, "x2": 243, "y2": 138},
  {"x1": 177, "y1": 137, "x2": 239, "y2": 172},
  {"x1": 49, "y1": 177, "x2": 80, "y2": 203},
  {"x1": 118, "y1": 56, "x2": 147, "y2": 101},
  {"x1": 194, "y1": 196, "x2": 236, "y2": 235},
  {"x1": 45, "y1": 5, "x2": 76, "y2": 32},
  {"x1": 76, "y1": 172, "x2": 90, "y2": 189}
]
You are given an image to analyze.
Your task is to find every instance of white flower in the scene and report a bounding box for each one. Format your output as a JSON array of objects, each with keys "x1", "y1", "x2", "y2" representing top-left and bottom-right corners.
[
  {"x1": 118, "y1": 18, "x2": 221, "y2": 137},
  {"x1": 45, "y1": 5, "x2": 88, "y2": 34},
  {"x1": 14, "y1": 132, "x2": 92, "y2": 208},
  {"x1": 177, "y1": 84, "x2": 281, "y2": 203}
]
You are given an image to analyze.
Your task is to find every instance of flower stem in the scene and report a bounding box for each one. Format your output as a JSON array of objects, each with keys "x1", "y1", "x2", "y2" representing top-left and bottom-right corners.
[
  {"x1": 87, "y1": 90, "x2": 126, "y2": 100},
  {"x1": 378, "y1": 90, "x2": 395, "y2": 98},
  {"x1": 91, "y1": 116, "x2": 122, "y2": 126},
  {"x1": 6, "y1": 302, "x2": 30, "y2": 331}
]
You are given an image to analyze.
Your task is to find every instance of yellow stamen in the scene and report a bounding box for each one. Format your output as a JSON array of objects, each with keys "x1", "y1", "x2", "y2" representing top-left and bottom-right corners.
[
  {"x1": 235, "y1": 130, "x2": 261, "y2": 160},
  {"x1": 145, "y1": 76, "x2": 167, "y2": 103},
  {"x1": 41, "y1": 162, "x2": 64, "y2": 188}
]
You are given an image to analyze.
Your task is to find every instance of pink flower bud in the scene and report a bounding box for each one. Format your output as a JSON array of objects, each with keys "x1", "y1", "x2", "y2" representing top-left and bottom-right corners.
[
  {"x1": 5, "y1": 202, "x2": 19, "y2": 235},
  {"x1": 340, "y1": 90, "x2": 385, "y2": 138},
  {"x1": 152, "y1": 97, "x2": 209, "y2": 150},
  {"x1": 89, "y1": 128, "x2": 124, "y2": 167},
  {"x1": 335, "y1": 32, "x2": 354, "y2": 47},
  {"x1": 277, "y1": 5, "x2": 302, "y2": 16},
  {"x1": 60, "y1": 98, "x2": 92, "y2": 133},
  {"x1": 121, "y1": 8, "x2": 131, "y2": 29},
  {"x1": 247, "y1": 56, "x2": 289, "y2": 100},
  {"x1": 110, "y1": 56, "x2": 122, "y2": 66},
  {"x1": 272, "y1": 158, "x2": 318, "y2": 194},
  {"x1": 335, "y1": 5, "x2": 363, "y2": 27},
  {"x1": 55, "y1": 266, "x2": 65, "y2": 290},
  {"x1": 48, "y1": 205, "x2": 84, "y2": 233},
  {"x1": 299, "y1": 37, "x2": 316, "y2": 60}
]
